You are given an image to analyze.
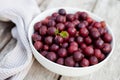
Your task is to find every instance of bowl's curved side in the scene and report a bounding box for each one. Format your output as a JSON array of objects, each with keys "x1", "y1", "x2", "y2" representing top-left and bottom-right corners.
[{"x1": 28, "y1": 7, "x2": 115, "y2": 77}]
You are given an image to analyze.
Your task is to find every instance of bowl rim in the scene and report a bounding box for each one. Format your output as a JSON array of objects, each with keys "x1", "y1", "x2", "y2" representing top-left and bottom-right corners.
[{"x1": 28, "y1": 7, "x2": 115, "y2": 70}]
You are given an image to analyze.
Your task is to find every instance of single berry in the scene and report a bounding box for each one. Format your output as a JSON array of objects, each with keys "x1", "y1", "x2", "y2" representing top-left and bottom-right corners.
[
  {"x1": 70, "y1": 41, "x2": 78, "y2": 47},
  {"x1": 94, "y1": 22, "x2": 101, "y2": 28},
  {"x1": 79, "y1": 12, "x2": 88, "y2": 20},
  {"x1": 86, "y1": 17, "x2": 93, "y2": 24},
  {"x1": 90, "y1": 28, "x2": 100, "y2": 39},
  {"x1": 58, "y1": 9, "x2": 66, "y2": 15},
  {"x1": 67, "y1": 27, "x2": 76, "y2": 36},
  {"x1": 32, "y1": 34, "x2": 42, "y2": 41},
  {"x1": 85, "y1": 36, "x2": 92, "y2": 45},
  {"x1": 45, "y1": 36, "x2": 53, "y2": 45},
  {"x1": 43, "y1": 45, "x2": 49, "y2": 51},
  {"x1": 56, "y1": 58, "x2": 64, "y2": 65},
  {"x1": 87, "y1": 26, "x2": 93, "y2": 30},
  {"x1": 34, "y1": 22, "x2": 42, "y2": 31},
  {"x1": 99, "y1": 53, "x2": 105, "y2": 61},
  {"x1": 65, "y1": 57, "x2": 75, "y2": 67},
  {"x1": 82, "y1": 21, "x2": 89, "y2": 26},
  {"x1": 50, "y1": 44, "x2": 59, "y2": 52},
  {"x1": 66, "y1": 22, "x2": 75, "y2": 28},
  {"x1": 69, "y1": 37, "x2": 75, "y2": 42},
  {"x1": 94, "y1": 49, "x2": 102, "y2": 59},
  {"x1": 72, "y1": 20, "x2": 80, "y2": 26},
  {"x1": 58, "y1": 48, "x2": 67, "y2": 57},
  {"x1": 68, "y1": 46, "x2": 78, "y2": 54},
  {"x1": 73, "y1": 51, "x2": 84, "y2": 61},
  {"x1": 56, "y1": 23, "x2": 65, "y2": 31},
  {"x1": 39, "y1": 26, "x2": 47, "y2": 35},
  {"x1": 80, "y1": 43, "x2": 87, "y2": 49},
  {"x1": 79, "y1": 27, "x2": 89, "y2": 37},
  {"x1": 47, "y1": 27, "x2": 56, "y2": 36},
  {"x1": 102, "y1": 43, "x2": 112, "y2": 54},
  {"x1": 52, "y1": 12, "x2": 59, "y2": 17},
  {"x1": 46, "y1": 52, "x2": 57, "y2": 61},
  {"x1": 47, "y1": 20, "x2": 56, "y2": 27},
  {"x1": 62, "y1": 42, "x2": 69, "y2": 48},
  {"x1": 98, "y1": 27, "x2": 106, "y2": 35},
  {"x1": 74, "y1": 11, "x2": 80, "y2": 19},
  {"x1": 89, "y1": 56, "x2": 98, "y2": 65},
  {"x1": 54, "y1": 36, "x2": 64, "y2": 44},
  {"x1": 77, "y1": 23, "x2": 86, "y2": 29},
  {"x1": 95, "y1": 38, "x2": 104, "y2": 49},
  {"x1": 80, "y1": 58, "x2": 89, "y2": 67},
  {"x1": 84, "y1": 46, "x2": 94, "y2": 56},
  {"x1": 66, "y1": 14, "x2": 75, "y2": 21},
  {"x1": 34, "y1": 41, "x2": 43, "y2": 50},
  {"x1": 103, "y1": 33, "x2": 112, "y2": 43},
  {"x1": 76, "y1": 36, "x2": 84, "y2": 45},
  {"x1": 56, "y1": 15, "x2": 66, "y2": 23},
  {"x1": 100, "y1": 21, "x2": 106, "y2": 28}
]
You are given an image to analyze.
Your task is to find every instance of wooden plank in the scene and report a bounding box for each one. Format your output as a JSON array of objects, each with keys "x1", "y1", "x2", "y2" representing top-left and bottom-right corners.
[
  {"x1": 47, "y1": 0, "x2": 97, "y2": 11},
  {"x1": 25, "y1": 0, "x2": 60, "y2": 80},
  {"x1": 24, "y1": 60, "x2": 59, "y2": 80},
  {"x1": 85, "y1": 0, "x2": 120, "y2": 80}
]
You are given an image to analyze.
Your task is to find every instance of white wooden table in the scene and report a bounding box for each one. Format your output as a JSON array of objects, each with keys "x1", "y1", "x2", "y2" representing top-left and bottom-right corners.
[{"x1": 0, "y1": 0, "x2": 120, "y2": 80}]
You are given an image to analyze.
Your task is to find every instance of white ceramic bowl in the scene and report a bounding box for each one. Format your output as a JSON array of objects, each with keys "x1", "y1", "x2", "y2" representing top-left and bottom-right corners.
[{"x1": 28, "y1": 7, "x2": 115, "y2": 77}]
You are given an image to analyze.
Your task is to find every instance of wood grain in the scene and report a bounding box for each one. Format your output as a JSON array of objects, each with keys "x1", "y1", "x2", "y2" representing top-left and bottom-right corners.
[{"x1": 24, "y1": 60, "x2": 59, "y2": 80}]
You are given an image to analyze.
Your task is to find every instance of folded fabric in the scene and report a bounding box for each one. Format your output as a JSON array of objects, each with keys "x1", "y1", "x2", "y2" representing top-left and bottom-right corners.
[{"x1": 0, "y1": 0, "x2": 40, "y2": 79}]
